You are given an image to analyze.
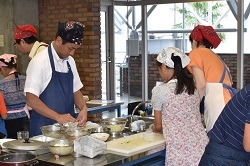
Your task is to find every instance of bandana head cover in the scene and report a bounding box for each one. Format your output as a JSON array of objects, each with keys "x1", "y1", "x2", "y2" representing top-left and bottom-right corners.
[
  {"x1": 58, "y1": 21, "x2": 85, "y2": 45},
  {"x1": 0, "y1": 54, "x2": 17, "y2": 67},
  {"x1": 157, "y1": 47, "x2": 190, "y2": 68},
  {"x1": 14, "y1": 24, "x2": 37, "y2": 40},
  {"x1": 190, "y1": 25, "x2": 221, "y2": 49}
]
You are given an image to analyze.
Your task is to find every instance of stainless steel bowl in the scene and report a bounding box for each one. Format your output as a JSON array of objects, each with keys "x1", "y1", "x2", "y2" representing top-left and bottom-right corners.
[
  {"x1": 87, "y1": 126, "x2": 110, "y2": 134},
  {"x1": 100, "y1": 117, "x2": 127, "y2": 134},
  {"x1": 64, "y1": 129, "x2": 89, "y2": 140},
  {"x1": 47, "y1": 139, "x2": 74, "y2": 156},
  {"x1": 40, "y1": 125, "x2": 66, "y2": 139}
]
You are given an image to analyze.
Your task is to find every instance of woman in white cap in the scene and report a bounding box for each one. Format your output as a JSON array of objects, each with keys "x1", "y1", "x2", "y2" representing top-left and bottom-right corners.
[
  {"x1": 0, "y1": 54, "x2": 29, "y2": 139},
  {"x1": 151, "y1": 47, "x2": 208, "y2": 165}
]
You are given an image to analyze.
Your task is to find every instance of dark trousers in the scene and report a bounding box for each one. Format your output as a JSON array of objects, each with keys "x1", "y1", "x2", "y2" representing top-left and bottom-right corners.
[
  {"x1": 0, "y1": 132, "x2": 6, "y2": 139},
  {"x1": 5, "y1": 116, "x2": 29, "y2": 139},
  {"x1": 199, "y1": 140, "x2": 250, "y2": 166}
]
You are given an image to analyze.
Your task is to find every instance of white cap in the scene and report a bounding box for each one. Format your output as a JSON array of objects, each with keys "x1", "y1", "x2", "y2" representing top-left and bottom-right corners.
[{"x1": 157, "y1": 47, "x2": 190, "y2": 68}]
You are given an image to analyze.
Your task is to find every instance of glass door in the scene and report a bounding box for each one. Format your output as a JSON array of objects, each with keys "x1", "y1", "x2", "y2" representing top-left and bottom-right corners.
[
  {"x1": 114, "y1": 5, "x2": 143, "y2": 115},
  {"x1": 101, "y1": 11, "x2": 107, "y2": 100}
]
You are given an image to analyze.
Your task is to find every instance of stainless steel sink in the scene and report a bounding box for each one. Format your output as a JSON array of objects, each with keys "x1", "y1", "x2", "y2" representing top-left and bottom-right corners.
[
  {"x1": 137, "y1": 115, "x2": 154, "y2": 122},
  {"x1": 106, "y1": 115, "x2": 155, "y2": 141},
  {"x1": 137, "y1": 116, "x2": 154, "y2": 129}
]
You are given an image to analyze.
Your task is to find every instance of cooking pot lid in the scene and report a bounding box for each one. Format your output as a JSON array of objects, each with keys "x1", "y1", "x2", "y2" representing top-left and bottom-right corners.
[
  {"x1": 3, "y1": 140, "x2": 47, "y2": 151},
  {"x1": 0, "y1": 153, "x2": 36, "y2": 163}
]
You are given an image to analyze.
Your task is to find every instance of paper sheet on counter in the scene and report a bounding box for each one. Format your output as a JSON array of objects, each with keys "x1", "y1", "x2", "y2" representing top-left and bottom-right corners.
[{"x1": 87, "y1": 100, "x2": 114, "y2": 105}]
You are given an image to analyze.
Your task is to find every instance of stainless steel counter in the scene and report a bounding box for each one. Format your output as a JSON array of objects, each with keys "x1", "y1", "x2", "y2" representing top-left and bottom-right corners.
[
  {"x1": 37, "y1": 152, "x2": 127, "y2": 166},
  {"x1": 0, "y1": 117, "x2": 164, "y2": 166},
  {"x1": 1, "y1": 139, "x2": 164, "y2": 166},
  {"x1": 1, "y1": 148, "x2": 165, "y2": 166}
]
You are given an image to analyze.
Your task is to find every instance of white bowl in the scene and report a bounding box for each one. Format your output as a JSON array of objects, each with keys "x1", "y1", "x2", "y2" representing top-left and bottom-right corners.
[{"x1": 90, "y1": 133, "x2": 110, "y2": 142}]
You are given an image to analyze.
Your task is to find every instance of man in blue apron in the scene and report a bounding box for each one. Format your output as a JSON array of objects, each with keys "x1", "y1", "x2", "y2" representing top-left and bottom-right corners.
[{"x1": 24, "y1": 21, "x2": 87, "y2": 137}]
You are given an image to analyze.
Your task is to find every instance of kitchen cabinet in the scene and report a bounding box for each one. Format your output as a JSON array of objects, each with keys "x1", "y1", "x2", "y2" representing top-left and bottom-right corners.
[
  {"x1": 35, "y1": 150, "x2": 166, "y2": 166},
  {"x1": 121, "y1": 150, "x2": 165, "y2": 166}
]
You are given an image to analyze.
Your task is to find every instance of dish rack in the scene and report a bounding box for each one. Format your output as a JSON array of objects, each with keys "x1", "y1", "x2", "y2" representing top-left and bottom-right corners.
[{"x1": 74, "y1": 136, "x2": 107, "y2": 158}]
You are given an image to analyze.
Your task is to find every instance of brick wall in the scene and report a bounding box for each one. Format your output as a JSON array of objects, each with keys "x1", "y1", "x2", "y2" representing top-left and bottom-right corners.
[
  {"x1": 37, "y1": 0, "x2": 250, "y2": 100},
  {"x1": 121, "y1": 54, "x2": 250, "y2": 98},
  {"x1": 38, "y1": 0, "x2": 102, "y2": 100}
]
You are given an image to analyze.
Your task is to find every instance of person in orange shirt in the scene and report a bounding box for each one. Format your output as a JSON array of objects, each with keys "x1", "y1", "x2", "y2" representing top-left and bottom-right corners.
[
  {"x1": 187, "y1": 25, "x2": 237, "y2": 132},
  {"x1": 0, "y1": 92, "x2": 7, "y2": 138}
]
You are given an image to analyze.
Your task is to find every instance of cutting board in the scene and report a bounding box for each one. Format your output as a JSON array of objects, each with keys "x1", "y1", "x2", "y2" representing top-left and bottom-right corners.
[{"x1": 106, "y1": 132, "x2": 165, "y2": 156}]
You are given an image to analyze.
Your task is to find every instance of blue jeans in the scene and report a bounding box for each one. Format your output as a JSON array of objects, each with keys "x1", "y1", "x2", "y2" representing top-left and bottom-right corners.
[{"x1": 199, "y1": 140, "x2": 250, "y2": 166}]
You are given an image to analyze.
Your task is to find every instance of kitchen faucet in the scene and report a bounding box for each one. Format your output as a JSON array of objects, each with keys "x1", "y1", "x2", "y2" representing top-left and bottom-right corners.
[{"x1": 131, "y1": 100, "x2": 151, "y2": 117}]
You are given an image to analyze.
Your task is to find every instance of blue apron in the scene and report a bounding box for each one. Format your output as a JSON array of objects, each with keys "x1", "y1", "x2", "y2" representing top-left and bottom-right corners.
[{"x1": 30, "y1": 45, "x2": 76, "y2": 137}]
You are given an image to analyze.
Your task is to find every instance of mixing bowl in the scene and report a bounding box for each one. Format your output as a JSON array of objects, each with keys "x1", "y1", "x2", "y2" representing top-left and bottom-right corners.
[
  {"x1": 40, "y1": 125, "x2": 66, "y2": 139},
  {"x1": 100, "y1": 117, "x2": 127, "y2": 134},
  {"x1": 47, "y1": 139, "x2": 74, "y2": 156},
  {"x1": 64, "y1": 129, "x2": 89, "y2": 140},
  {"x1": 87, "y1": 126, "x2": 110, "y2": 134}
]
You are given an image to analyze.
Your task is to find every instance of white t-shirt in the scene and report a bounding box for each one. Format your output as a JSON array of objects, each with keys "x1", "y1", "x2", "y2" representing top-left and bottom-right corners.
[
  {"x1": 24, "y1": 42, "x2": 83, "y2": 97},
  {"x1": 151, "y1": 80, "x2": 175, "y2": 111}
]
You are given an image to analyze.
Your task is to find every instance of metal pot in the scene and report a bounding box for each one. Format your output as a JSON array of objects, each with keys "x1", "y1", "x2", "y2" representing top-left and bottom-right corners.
[
  {"x1": 0, "y1": 153, "x2": 38, "y2": 166},
  {"x1": 87, "y1": 126, "x2": 110, "y2": 134},
  {"x1": 64, "y1": 129, "x2": 89, "y2": 140}
]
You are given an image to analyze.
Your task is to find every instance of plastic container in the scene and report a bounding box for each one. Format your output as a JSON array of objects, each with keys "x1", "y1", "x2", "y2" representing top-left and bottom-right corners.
[{"x1": 74, "y1": 136, "x2": 107, "y2": 158}]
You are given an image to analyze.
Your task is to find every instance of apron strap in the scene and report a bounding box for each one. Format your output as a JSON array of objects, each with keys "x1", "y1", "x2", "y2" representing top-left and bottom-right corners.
[
  {"x1": 219, "y1": 65, "x2": 226, "y2": 83},
  {"x1": 222, "y1": 84, "x2": 238, "y2": 97},
  {"x1": 218, "y1": 56, "x2": 238, "y2": 97},
  {"x1": 8, "y1": 105, "x2": 30, "y2": 119},
  {"x1": 48, "y1": 45, "x2": 56, "y2": 72},
  {"x1": 218, "y1": 58, "x2": 233, "y2": 84}
]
